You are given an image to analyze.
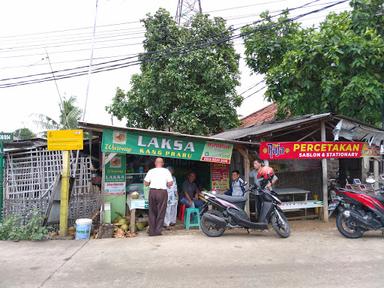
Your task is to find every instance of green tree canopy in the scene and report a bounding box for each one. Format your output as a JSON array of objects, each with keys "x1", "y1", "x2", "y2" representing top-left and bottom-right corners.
[
  {"x1": 106, "y1": 9, "x2": 241, "y2": 135},
  {"x1": 242, "y1": 0, "x2": 384, "y2": 127},
  {"x1": 13, "y1": 128, "x2": 35, "y2": 140}
]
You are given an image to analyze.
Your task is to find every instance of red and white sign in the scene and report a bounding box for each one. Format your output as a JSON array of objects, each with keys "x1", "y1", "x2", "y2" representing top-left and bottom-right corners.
[{"x1": 259, "y1": 142, "x2": 364, "y2": 160}]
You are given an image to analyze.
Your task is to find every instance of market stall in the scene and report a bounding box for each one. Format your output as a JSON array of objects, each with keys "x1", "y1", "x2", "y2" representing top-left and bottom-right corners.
[
  {"x1": 215, "y1": 113, "x2": 384, "y2": 222},
  {"x1": 79, "y1": 122, "x2": 253, "y2": 234}
]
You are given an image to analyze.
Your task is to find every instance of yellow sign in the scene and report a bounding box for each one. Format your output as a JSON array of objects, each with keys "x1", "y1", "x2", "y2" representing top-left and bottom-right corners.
[{"x1": 47, "y1": 129, "x2": 84, "y2": 151}]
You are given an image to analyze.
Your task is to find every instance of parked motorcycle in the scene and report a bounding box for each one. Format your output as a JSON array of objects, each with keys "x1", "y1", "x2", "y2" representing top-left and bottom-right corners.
[
  {"x1": 199, "y1": 184, "x2": 291, "y2": 238},
  {"x1": 332, "y1": 179, "x2": 384, "y2": 238}
]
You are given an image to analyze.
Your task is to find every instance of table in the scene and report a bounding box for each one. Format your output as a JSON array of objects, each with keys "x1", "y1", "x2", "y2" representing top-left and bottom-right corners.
[
  {"x1": 274, "y1": 188, "x2": 310, "y2": 202},
  {"x1": 280, "y1": 200, "x2": 323, "y2": 211},
  {"x1": 274, "y1": 188, "x2": 320, "y2": 218}
]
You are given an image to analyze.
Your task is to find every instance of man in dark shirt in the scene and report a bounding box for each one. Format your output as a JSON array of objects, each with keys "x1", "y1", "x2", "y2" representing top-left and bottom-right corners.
[{"x1": 180, "y1": 172, "x2": 204, "y2": 208}]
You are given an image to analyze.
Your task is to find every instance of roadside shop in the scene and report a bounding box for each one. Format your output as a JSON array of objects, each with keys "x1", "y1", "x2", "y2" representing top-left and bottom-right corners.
[
  {"x1": 78, "y1": 122, "x2": 253, "y2": 230},
  {"x1": 215, "y1": 113, "x2": 384, "y2": 221}
]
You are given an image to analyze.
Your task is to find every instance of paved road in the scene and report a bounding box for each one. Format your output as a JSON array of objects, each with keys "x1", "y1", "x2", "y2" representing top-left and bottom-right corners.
[{"x1": 0, "y1": 221, "x2": 383, "y2": 288}]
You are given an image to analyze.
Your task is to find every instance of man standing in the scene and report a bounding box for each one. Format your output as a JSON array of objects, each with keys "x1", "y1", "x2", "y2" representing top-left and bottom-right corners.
[
  {"x1": 144, "y1": 158, "x2": 173, "y2": 236},
  {"x1": 250, "y1": 159, "x2": 278, "y2": 189}
]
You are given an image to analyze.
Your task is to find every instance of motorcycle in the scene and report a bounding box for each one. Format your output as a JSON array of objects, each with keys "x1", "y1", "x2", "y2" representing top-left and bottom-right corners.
[
  {"x1": 332, "y1": 178, "x2": 384, "y2": 238},
  {"x1": 199, "y1": 183, "x2": 291, "y2": 238}
]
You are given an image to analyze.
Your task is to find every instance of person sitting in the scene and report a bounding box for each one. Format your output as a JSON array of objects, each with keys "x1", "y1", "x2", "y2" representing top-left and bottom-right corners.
[
  {"x1": 180, "y1": 172, "x2": 204, "y2": 208},
  {"x1": 225, "y1": 170, "x2": 246, "y2": 197}
]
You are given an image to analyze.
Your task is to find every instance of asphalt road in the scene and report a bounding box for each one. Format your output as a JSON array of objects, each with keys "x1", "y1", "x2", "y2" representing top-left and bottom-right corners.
[{"x1": 0, "y1": 221, "x2": 383, "y2": 288}]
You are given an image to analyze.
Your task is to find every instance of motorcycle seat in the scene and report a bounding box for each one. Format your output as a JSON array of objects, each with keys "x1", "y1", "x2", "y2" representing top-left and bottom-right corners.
[{"x1": 216, "y1": 194, "x2": 247, "y2": 204}]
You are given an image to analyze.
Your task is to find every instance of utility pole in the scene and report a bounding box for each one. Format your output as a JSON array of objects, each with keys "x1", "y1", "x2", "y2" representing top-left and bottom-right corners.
[{"x1": 175, "y1": 0, "x2": 202, "y2": 26}]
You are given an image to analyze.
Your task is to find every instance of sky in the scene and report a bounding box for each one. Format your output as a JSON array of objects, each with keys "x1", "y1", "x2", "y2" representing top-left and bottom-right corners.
[{"x1": 0, "y1": 0, "x2": 351, "y2": 133}]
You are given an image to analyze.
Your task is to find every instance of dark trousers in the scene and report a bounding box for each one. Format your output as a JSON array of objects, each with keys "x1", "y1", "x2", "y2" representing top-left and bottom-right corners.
[{"x1": 148, "y1": 189, "x2": 168, "y2": 236}]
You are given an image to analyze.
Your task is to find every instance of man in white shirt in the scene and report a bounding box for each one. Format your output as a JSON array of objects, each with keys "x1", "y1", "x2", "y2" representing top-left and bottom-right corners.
[{"x1": 144, "y1": 157, "x2": 173, "y2": 236}]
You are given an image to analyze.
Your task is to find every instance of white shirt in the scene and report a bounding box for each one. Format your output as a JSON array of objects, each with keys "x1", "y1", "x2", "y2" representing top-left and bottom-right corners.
[{"x1": 144, "y1": 168, "x2": 173, "y2": 189}]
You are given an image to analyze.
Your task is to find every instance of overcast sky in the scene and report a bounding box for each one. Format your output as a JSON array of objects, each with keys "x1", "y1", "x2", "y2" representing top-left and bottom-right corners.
[{"x1": 0, "y1": 0, "x2": 350, "y2": 133}]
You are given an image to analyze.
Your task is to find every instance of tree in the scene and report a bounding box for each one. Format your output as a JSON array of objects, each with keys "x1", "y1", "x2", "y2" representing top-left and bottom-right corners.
[
  {"x1": 242, "y1": 1, "x2": 384, "y2": 127},
  {"x1": 13, "y1": 128, "x2": 35, "y2": 140},
  {"x1": 106, "y1": 9, "x2": 241, "y2": 135},
  {"x1": 35, "y1": 96, "x2": 82, "y2": 131}
]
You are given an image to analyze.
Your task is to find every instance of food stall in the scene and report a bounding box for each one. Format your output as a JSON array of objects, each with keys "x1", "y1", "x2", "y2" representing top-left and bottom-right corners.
[{"x1": 79, "y1": 122, "x2": 253, "y2": 232}]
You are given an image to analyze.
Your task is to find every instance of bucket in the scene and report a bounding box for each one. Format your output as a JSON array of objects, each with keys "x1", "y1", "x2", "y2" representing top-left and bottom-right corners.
[{"x1": 75, "y1": 218, "x2": 92, "y2": 240}]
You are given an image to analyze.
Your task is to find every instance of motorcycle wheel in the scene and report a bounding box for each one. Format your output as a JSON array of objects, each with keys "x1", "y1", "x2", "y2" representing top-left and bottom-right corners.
[
  {"x1": 270, "y1": 210, "x2": 291, "y2": 238},
  {"x1": 336, "y1": 211, "x2": 363, "y2": 239},
  {"x1": 200, "y1": 210, "x2": 226, "y2": 237}
]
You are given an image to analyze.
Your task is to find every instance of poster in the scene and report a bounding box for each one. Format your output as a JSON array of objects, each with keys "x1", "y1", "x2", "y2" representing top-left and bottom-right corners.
[
  {"x1": 104, "y1": 154, "x2": 126, "y2": 194},
  {"x1": 101, "y1": 129, "x2": 233, "y2": 164},
  {"x1": 259, "y1": 142, "x2": 364, "y2": 160},
  {"x1": 210, "y1": 163, "x2": 230, "y2": 193}
]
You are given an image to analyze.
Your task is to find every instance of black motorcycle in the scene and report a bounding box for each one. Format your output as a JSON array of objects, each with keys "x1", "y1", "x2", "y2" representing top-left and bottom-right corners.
[{"x1": 199, "y1": 184, "x2": 291, "y2": 238}]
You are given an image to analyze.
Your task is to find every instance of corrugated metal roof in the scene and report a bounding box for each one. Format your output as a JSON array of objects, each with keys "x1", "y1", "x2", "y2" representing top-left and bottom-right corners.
[
  {"x1": 4, "y1": 138, "x2": 47, "y2": 153},
  {"x1": 78, "y1": 121, "x2": 258, "y2": 146},
  {"x1": 214, "y1": 113, "x2": 331, "y2": 140}
]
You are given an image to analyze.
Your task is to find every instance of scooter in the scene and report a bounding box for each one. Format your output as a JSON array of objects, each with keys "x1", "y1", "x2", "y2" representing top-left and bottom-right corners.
[
  {"x1": 332, "y1": 178, "x2": 384, "y2": 238},
  {"x1": 199, "y1": 183, "x2": 291, "y2": 238}
]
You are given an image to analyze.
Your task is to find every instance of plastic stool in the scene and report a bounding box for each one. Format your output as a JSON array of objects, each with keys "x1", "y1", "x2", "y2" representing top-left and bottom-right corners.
[
  {"x1": 177, "y1": 204, "x2": 186, "y2": 221},
  {"x1": 184, "y1": 207, "x2": 200, "y2": 230}
]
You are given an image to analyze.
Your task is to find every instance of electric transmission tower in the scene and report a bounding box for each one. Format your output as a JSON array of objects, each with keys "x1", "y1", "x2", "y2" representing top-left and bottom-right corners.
[{"x1": 175, "y1": 0, "x2": 202, "y2": 25}]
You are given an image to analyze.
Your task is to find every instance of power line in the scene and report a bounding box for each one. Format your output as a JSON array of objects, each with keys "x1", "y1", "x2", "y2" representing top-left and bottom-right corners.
[
  {"x1": 0, "y1": 0, "x2": 349, "y2": 88},
  {"x1": 205, "y1": 0, "x2": 288, "y2": 13},
  {"x1": 0, "y1": 0, "x2": 342, "y2": 44},
  {"x1": 0, "y1": 0, "x2": 324, "y2": 62},
  {"x1": 0, "y1": 0, "x2": 347, "y2": 88},
  {"x1": 0, "y1": 0, "x2": 343, "y2": 60},
  {"x1": 239, "y1": 79, "x2": 265, "y2": 95},
  {"x1": 0, "y1": 20, "x2": 143, "y2": 40},
  {"x1": 243, "y1": 85, "x2": 267, "y2": 99},
  {"x1": 0, "y1": 53, "x2": 139, "y2": 70},
  {"x1": 0, "y1": 33, "x2": 145, "y2": 52},
  {"x1": 0, "y1": 41, "x2": 144, "y2": 59}
]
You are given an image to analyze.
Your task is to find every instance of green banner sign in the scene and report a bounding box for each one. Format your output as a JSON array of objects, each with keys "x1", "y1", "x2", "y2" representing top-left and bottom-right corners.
[
  {"x1": 101, "y1": 129, "x2": 233, "y2": 164},
  {"x1": 0, "y1": 133, "x2": 13, "y2": 143},
  {"x1": 104, "y1": 154, "x2": 126, "y2": 194}
]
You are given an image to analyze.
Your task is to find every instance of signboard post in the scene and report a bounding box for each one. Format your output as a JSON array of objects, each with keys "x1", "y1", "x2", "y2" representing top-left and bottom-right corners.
[
  {"x1": 48, "y1": 129, "x2": 83, "y2": 236},
  {"x1": 0, "y1": 132, "x2": 13, "y2": 221}
]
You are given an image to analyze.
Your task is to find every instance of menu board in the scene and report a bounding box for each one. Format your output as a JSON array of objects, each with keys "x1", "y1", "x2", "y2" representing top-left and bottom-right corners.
[{"x1": 210, "y1": 163, "x2": 230, "y2": 193}]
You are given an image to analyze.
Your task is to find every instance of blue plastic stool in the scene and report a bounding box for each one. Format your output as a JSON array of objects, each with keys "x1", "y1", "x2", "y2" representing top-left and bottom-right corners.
[{"x1": 184, "y1": 207, "x2": 201, "y2": 230}]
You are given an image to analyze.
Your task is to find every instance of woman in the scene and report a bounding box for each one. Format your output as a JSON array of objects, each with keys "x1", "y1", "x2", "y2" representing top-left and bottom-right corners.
[{"x1": 164, "y1": 166, "x2": 178, "y2": 228}]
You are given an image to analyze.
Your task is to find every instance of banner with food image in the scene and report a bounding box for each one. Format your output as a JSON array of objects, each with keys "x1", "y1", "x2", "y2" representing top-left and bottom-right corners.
[
  {"x1": 104, "y1": 154, "x2": 126, "y2": 194},
  {"x1": 102, "y1": 129, "x2": 233, "y2": 164}
]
